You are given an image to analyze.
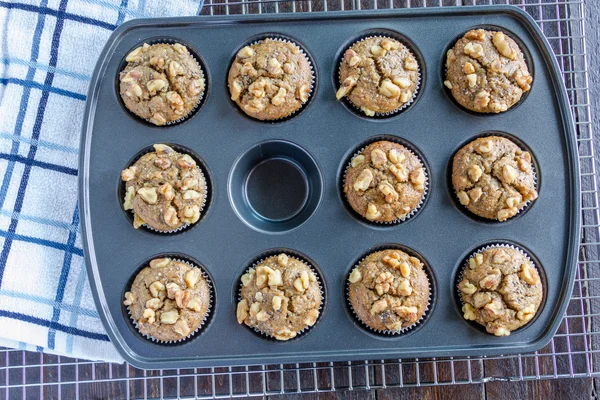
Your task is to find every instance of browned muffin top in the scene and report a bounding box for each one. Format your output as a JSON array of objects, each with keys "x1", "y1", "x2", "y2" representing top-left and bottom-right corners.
[
  {"x1": 337, "y1": 37, "x2": 419, "y2": 116},
  {"x1": 348, "y1": 249, "x2": 430, "y2": 332},
  {"x1": 452, "y1": 136, "x2": 537, "y2": 221},
  {"x1": 236, "y1": 254, "x2": 321, "y2": 341},
  {"x1": 444, "y1": 29, "x2": 532, "y2": 113},
  {"x1": 459, "y1": 246, "x2": 543, "y2": 336},
  {"x1": 124, "y1": 257, "x2": 211, "y2": 342},
  {"x1": 228, "y1": 39, "x2": 312, "y2": 120},
  {"x1": 119, "y1": 43, "x2": 204, "y2": 125},
  {"x1": 344, "y1": 141, "x2": 426, "y2": 223},
  {"x1": 121, "y1": 144, "x2": 206, "y2": 231}
]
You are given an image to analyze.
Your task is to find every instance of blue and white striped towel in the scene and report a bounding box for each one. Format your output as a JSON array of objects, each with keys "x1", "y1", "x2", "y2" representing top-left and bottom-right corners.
[{"x1": 0, "y1": 0, "x2": 204, "y2": 363}]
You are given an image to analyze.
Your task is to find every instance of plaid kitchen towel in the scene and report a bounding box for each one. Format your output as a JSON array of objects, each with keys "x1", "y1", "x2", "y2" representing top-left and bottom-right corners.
[{"x1": 0, "y1": 0, "x2": 205, "y2": 363}]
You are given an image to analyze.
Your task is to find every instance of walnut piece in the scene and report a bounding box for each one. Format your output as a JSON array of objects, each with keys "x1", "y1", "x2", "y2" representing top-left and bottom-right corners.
[
  {"x1": 462, "y1": 303, "x2": 477, "y2": 320},
  {"x1": 348, "y1": 267, "x2": 362, "y2": 283},
  {"x1": 370, "y1": 299, "x2": 388, "y2": 315},
  {"x1": 149, "y1": 281, "x2": 165, "y2": 298},
  {"x1": 142, "y1": 308, "x2": 156, "y2": 324},
  {"x1": 520, "y1": 263, "x2": 540, "y2": 285},
  {"x1": 137, "y1": 187, "x2": 158, "y2": 204},
  {"x1": 353, "y1": 169, "x2": 373, "y2": 192},
  {"x1": 184, "y1": 269, "x2": 201, "y2": 289},
  {"x1": 236, "y1": 300, "x2": 248, "y2": 324},
  {"x1": 492, "y1": 32, "x2": 517, "y2": 60},
  {"x1": 351, "y1": 154, "x2": 365, "y2": 168},
  {"x1": 160, "y1": 310, "x2": 179, "y2": 325},
  {"x1": 459, "y1": 280, "x2": 477, "y2": 295},
  {"x1": 365, "y1": 203, "x2": 381, "y2": 220},
  {"x1": 123, "y1": 292, "x2": 135, "y2": 306}
]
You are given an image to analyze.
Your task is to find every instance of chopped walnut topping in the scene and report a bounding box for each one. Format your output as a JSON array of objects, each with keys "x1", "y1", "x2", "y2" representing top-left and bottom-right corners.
[
  {"x1": 123, "y1": 292, "x2": 135, "y2": 306},
  {"x1": 370, "y1": 299, "x2": 388, "y2": 315},
  {"x1": 353, "y1": 169, "x2": 373, "y2": 192},
  {"x1": 462, "y1": 304, "x2": 477, "y2": 320},
  {"x1": 520, "y1": 263, "x2": 540, "y2": 285},
  {"x1": 348, "y1": 268, "x2": 362, "y2": 283},
  {"x1": 459, "y1": 280, "x2": 477, "y2": 295},
  {"x1": 375, "y1": 271, "x2": 394, "y2": 295}
]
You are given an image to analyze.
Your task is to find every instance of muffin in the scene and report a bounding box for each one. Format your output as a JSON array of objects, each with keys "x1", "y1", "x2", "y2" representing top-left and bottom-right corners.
[
  {"x1": 123, "y1": 257, "x2": 212, "y2": 342},
  {"x1": 119, "y1": 42, "x2": 205, "y2": 125},
  {"x1": 452, "y1": 136, "x2": 537, "y2": 221},
  {"x1": 458, "y1": 246, "x2": 543, "y2": 336},
  {"x1": 121, "y1": 144, "x2": 207, "y2": 232},
  {"x1": 228, "y1": 39, "x2": 313, "y2": 120},
  {"x1": 236, "y1": 253, "x2": 322, "y2": 341},
  {"x1": 344, "y1": 140, "x2": 426, "y2": 223},
  {"x1": 348, "y1": 249, "x2": 430, "y2": 332},
  {"x1": 444, "y1": 29, "x2": 532, "y2": 113},
  {"x1": 336, "y1": 36, "x2": 419, "y2": 116}
]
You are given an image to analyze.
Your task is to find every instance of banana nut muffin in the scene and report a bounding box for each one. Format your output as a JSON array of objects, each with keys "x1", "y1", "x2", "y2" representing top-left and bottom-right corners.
[
  {"x1": 121, "y1": 144, "x2": 207, "y2": 231},
  {"x1": 336, "y1": 37, "x2": 419, "y2": 116},
  {"x1": 444, "y1": 29, "x2": 532, "y2": 113},
  {"x1": 348, "y1": 249, "x2": 430, "y2": 332},
  {"x1": 123, "y1": 257, "x2": 211, "y2": 342},
  {"x1": 458, "y1": 246, "x2": 543, "y2": 336},
  {"x1": 119, "y1": 42, "x2": 205, "y2": 125},
  {"x1": 344, "y1": 140, "x2": 426, "y2": 223},
  {"x1": 452, "y1": 136, "x2": 537, "y2": 221},
  {"x1": 236, "y1": 253, "x2": 321, "y2": 341},
  {"x1": 228, "y1": 39, "x2": 312, "y2": 120}
]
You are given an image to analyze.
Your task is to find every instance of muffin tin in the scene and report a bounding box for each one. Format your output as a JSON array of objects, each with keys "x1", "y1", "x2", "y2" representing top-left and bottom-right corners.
[{"x1": 79, "y1": 5, "x2": 580, "y2": 369}]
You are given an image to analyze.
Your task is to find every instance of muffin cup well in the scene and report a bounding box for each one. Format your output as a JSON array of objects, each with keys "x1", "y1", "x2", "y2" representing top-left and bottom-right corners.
[
  {"x1": 119, "y1": 143, "x2": 212, "y2": 235},
  {"x1": 454, "y1": 242, "x2": 546, "y2": 335},
  {"x1": 227, "y1": 34, "x2": 316, "y2": 123},
  {"x1": 345, "y1": 244, "x2": 434, "y2": 337},
  {"x1": 118, "y1": 39, "x2": 209, "y2": 126},
  {"x1": 125, "y1": 256, "x2": 215, "y2": 344},
  {"x1": 449, "y1": 132, "x2": 539, "y2": 223},
  {"x1": 335, "y1": 31, "x2": 423, "y2": 119},
  {"x1": 236, "y1": 248, "x2": 325, "y2": 342},
  {"x1": 341, "y1": 135, "x2": 430, "y2": 226}
]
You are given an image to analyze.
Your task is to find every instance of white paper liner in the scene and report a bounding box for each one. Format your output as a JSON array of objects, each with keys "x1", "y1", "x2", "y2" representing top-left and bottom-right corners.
[
  {"x1": 456, "y1": 243, "x2": 542, "y2": 334},
  {"x1": 231, "y1": 37, "x2": 315, "y2": 122},
  {"x1": 452, "y1": 135, "x2": 538, "y2": 221},
  {"x1": 337, "y1": 35, "x2": 421, "y2": 117},
  {"x1": 346, "y1": 248, "x2": 432, "y2": 336},
  {"x1": 236, "y1": 251, "x2": 325, "y2": 341},
  {"x1": 342, "y1": 138, "x2": 429, "y2": 225},
  {"x1": 123, "y1": 145, "x2": 209, "y2": 234},
  {"x1": 120, "y1": 41, "x2": 206, "y2": 126},
  {"x1": 126, "y1": 258, "x2": 214, "y2": 344}
]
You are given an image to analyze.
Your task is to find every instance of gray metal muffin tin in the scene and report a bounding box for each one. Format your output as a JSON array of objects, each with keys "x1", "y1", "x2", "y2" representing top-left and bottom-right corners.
[{"x1": 79, "y1": 5, "x2": 580, "y2": 369}]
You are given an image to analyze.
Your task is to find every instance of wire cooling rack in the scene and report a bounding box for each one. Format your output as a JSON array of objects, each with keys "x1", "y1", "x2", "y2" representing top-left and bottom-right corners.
[{"x1": 1, "y1": 0, "x2": 597, "y2": 398}]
